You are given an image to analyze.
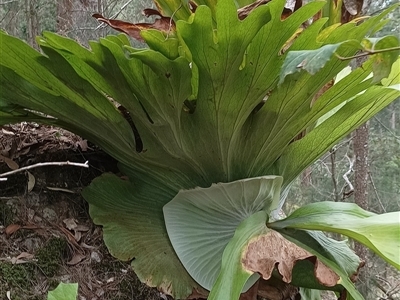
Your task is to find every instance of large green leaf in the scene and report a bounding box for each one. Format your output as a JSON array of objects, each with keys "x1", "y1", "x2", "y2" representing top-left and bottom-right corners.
[
  {"x1": 279, "y1": 36, "x2": 399, "y2": 84},
  {"x1": 269, "y1": 202, "x2": 400, "y2": 269},
  {"x1": 361, "y1": 36, "x2": 400, "y2": 82},
  {"x1": 207, "y1": 213, "x2": 363, "y2": 300},
  {"x1": 163, "y1": 176, "x2": 282, "y2": 291},
  {"x1": 277, "y1": 57, "x2": 400, "y2": 189},
  {"x1": 47, "y1": 283, "x2": 78, "y2": 300},
  {"x1": 1, "y1": 0, "x2": 400, "y2": 298},
  {"x1": 82, "y1": 173, "x2": 206, "y2": 299},
  {"x1": 0, "y1": 33, "x2": 137, "y2": 167},
  {"x1": 208, "y1": 211, "x2": 267, "y2": 300}
]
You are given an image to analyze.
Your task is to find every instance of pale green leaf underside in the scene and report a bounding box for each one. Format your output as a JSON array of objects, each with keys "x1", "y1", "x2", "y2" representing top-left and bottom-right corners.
[
  {"x1": 47, "y1": 283, "x2": 78, "y2": 300},
  {"x1": 299, "y1": 288, "x2": 321, "y2": 300},
  {"x1": 208, "y1": 211, "x2": 268, "y2": 300},
  {"x1": 270, "y1": 202, "x2": 400, "y2": 269},
  {"x1": 163, "y1": 176, "x2": 282, "y2": 291}
]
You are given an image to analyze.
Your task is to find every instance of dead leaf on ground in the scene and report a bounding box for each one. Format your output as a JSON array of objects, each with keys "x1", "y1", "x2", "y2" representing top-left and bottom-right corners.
[
  {"x1": 93, "y1": 11, "x2": 175, "y2": 42},
  {"x1": 5, "y1": 224, "x2": 21, "y2": 237},
  {"x1": 63, "y1": 218, "x2": 90, "y2": 242},
  {"x1": 11, "y1": 252, "x2": 35, "y2": 264},
  {"x1": 1, "y1": 128, "x2": 15, "y2": 135},
  {"x1": 67, "y1": 253, "x2": 86, "y2": 265},
  {"x1": 242, "y1": 230, "x2": 340, "y2": 286},
  {"x1": 58, "y1": 225, "x2": 83, "y2": 251},
  {"x1": 76, "y1": 139, "x2": 90, "y2": 151},
  {"x1": 64, "y1": 218, "x2": 79, "y2": 231},
  {"x1": 0, "y1": 154, "x2": 19, "y2": 170},
  {"x1": 27, "y1": 171, "x2": 35, "y2": 192}
]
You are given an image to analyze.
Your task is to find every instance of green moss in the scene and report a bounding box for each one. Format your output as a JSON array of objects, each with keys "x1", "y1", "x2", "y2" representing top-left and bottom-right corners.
[
  {"x1": 36, "y1": 237, "x2": 68, "y2": 277},
  {"x1": 0, "y1": 202, "x2": 14, "y2": 226},
  {"x1": 0, "y1": 262, "x2": 35, "y2": 289}
]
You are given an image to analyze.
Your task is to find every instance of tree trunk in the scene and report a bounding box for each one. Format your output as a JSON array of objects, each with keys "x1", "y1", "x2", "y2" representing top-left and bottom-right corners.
[
  {"x1": 25, "y1": 0, "x2": 40, "y2": 49},
  {"x1": 390, "y1": 102, "x2": 396, "y2": 130},
  {"x1": 57, "y1": 0, "x2": 73, "y2": 34},
  {"x1": 4, "y1": 1, "x2": 20, "y2": 37},
  {"x1": 353, "y1": 121, "x2": 369, "y2": 294}
]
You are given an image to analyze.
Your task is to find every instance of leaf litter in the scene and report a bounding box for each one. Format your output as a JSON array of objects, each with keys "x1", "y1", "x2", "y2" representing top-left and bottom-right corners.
[{"x1": 0, "y1": 123, "x2": 171, "y2": 300}]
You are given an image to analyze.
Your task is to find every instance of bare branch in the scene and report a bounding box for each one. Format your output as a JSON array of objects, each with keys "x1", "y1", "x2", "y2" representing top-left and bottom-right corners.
[
  {"x1": 0, "y1": 161, "x2": 89, "y2": 180},
  {"x1": 335, "y1": 46, "x2": 400, "y2": 61},
  {"x1": 368, "y1": 171, "x2": 386, "y2": 213},
  {"x1": 373, "y1": 116, "x2": 400, "y2": 140},
  {"x1": 342, "y1": 154, "x2": 355, "y2": 199},
  {"x1": 95, "y1": 0, "x2": 134, "y2": 30},
  {"x1": 330, "y1": 147, "x2": 340, "y2": 202},
  {"x1": 0, "y1": 0, "x2": 18, "y2": 5}
]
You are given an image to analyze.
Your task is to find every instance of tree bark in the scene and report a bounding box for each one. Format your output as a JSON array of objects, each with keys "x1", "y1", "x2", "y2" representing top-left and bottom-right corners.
[
  {"x1": 353, "y1": 121, "x2": 369, "y2": 293},
  {"x1": 390, "y1": 102, "x2": 396, "y2": 130},
  {"x1": 25, "y1": 0, "x2": 40, "y2": 49},
  {"x1": 57, "y1": 0, "x2": 73, "y2": 34},
  {"x1": 3, "y1": 1, "x2": 19, "y2": 37}
]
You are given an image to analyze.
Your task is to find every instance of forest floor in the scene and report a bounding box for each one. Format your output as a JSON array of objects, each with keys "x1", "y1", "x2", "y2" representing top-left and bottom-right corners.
[{"x1": 0, "y1": 123, "x2": 170, "y2": 300}]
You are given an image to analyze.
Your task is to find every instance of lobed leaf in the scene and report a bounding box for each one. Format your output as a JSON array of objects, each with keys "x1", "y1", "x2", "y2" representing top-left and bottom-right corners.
[
  {"x1": 269, "y1": 202, "x2": 400, "y2": 269},
  {"x1": 163, "y1": 176, "x2": 282, "y2": 291}
]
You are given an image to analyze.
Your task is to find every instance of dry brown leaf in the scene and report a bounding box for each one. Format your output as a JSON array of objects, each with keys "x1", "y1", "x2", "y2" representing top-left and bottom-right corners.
[
  {"x1": 92, "y1": 12, "x2": 175, "y2": 42},
  {"x1": 238, "y1": 0, "x2": 270, "y2": 20},
  {"x1": 11, "y1": 252, "x2": 35, "y2": 264},
  {"x1": 76, "y1": 139, "x2": 89, "y2": 151},
  {"x1": 0, "y1": 154, "x2": 19, "y2": 170},
  {"x1": 242, "y1": 230, "x2": 339, "y2": 286},
  {"x1": 81, "y1": 242, "x2": 96, "y2": 250},
  {"x1": 63, "y1": 218, "x2": 89, "y2": 242},
  {"x1": 22, "y1": 224, "x2": 41, "y2": 230},
  {"x1": 75, "y1": 224, "x2": 90, "y2": 232},
  {"x1": 19, "y1": 146, "x2": 31, "y2": 156},
  {"x1": 343, "y1": 0, "x2": 363, "y2": 16},
  {"x1": 27, "y1": 171, "x2": 35, "y2": 192},
  {"x1": 58, "y1": 225, "x2": 82, "y2": 251},
  {"x1": 74, "y1": 231, "x2": 82, "y2": 242},
  {"x1": 5, "y1": 224, "x2": 21, "y2": 237},
  {"x1": 63, "y1": 218, "x2": 78, "y2": 231},
  {"x1": 67, "y1": 253, "x2": 86, "y2": 265},
  {"x1": 1, "y1": 128, "x2": 15, "y2": 135}
]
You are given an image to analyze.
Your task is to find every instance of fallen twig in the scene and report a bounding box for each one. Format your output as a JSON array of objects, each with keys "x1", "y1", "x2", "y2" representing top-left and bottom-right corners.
[{"x1": 0, "y1": 161, "x2": 89, "y2": 181}]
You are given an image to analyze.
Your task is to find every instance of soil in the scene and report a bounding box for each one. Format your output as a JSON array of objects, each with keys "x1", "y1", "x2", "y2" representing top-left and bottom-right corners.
[{"x1": 0, "y1": 123, "x2": 169, "y2": 300}]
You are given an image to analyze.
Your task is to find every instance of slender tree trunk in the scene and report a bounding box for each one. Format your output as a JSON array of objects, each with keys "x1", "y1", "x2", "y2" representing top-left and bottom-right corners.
[
  {"x1": 97, "y1": 0, "x2": 103, "y2": 14},
  {"x1": 25, "y1": 0, "x2": 40, "y2": 49},
  {"x1": 301, "y1": 166, "x2": 312, "y2": 187},
  {"x1": 4, "y1": 1, "x2": 20, "y2": 37},
  {"x1": 390, "y1": 102, "x2": 396, "y2": 130},
  {"x1": 353, "y1": 121, "x2": 369, "y2": 293},
  {"x1": 57, "y1": 0, "x2": 73, "y2": 34}
]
